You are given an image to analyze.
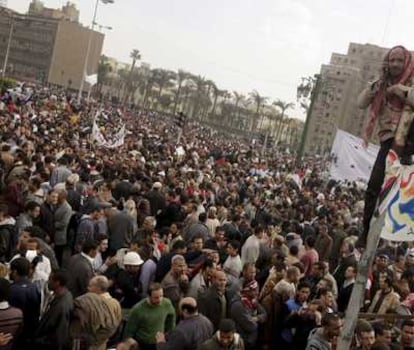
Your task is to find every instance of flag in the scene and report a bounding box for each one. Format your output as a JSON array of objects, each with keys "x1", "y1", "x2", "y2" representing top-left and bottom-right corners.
[
  {"x1": 85, "y1": 74, "x2": 98, "y2": 86},
  {"x1": 91, "y1": 111, "x2": 126, "y2": 148},
  {"x1": 379, "y1": 150, "x2": 414, "y2": 241},
  {"x1": 329, "y1": 129, "x2": 380, "y2": 182}
]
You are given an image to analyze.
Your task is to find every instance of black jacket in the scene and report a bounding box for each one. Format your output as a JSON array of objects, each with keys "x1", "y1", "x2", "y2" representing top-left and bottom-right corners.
[
  {"x1": 67, "y1": 254, "x2": 94, "y2": 298},
  {"x1": 198, "y1": 286, "x2": 230, "y2": 330},
  {"x1": 0, "y1": 222, "x2": 16, "y2": 262},
  {"x1": 33, "y1": 290, "x2": 74, "y2": 350}
]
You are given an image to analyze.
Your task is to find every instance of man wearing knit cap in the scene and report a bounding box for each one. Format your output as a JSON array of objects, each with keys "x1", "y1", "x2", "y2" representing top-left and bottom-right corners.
[{"x1": 230, "y1": 280, "x2": 266, "y2": 350}]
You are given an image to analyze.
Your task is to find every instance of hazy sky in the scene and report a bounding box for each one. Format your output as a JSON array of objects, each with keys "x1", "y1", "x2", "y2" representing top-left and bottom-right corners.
[{"x1": 9, "y1": 0, "x2": 413, "y2": 117}]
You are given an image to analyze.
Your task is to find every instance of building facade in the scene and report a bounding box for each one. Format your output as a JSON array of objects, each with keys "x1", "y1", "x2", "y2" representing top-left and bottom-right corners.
[
  {"x1": 29, "y1": 0, "x2": 79, "y2": 23},
  {"x1": 0, "y1": 6, "x2": 103, "y2": 90},
  {"x1": 304, "y1": 43, "x2": 389, "y2": 155}
]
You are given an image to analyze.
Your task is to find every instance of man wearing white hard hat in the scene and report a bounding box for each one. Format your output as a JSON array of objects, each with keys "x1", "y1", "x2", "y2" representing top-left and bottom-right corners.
[{"x1": 108, "y1": 251, "x2": 144, "y2": 308}]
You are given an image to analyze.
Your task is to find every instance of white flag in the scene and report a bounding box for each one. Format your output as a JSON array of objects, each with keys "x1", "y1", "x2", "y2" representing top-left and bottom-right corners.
[
  {"x1": 91, "y1": 110, "x2": 126, "y2": 148},
  {"x1": 329, "y1": 129, "x2": 379, "y2": 182},
  {"x1": 85, "y1": 74, "x2": 98, "y2": 86}
]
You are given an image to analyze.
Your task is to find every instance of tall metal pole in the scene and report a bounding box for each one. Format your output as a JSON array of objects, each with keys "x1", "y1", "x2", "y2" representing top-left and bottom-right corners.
[
  {"x1": 2, "y1": 15, "x2": 13, "y2": 78},
  {"x1": 77, "y1": 0, "x2": 100, "y2": 103},
  {"x1": 337, "y1": 211, "x2": 385, "y2": 350},
  {"x1": 296, "y1": 75, "x2": 321, "y2": 162}
]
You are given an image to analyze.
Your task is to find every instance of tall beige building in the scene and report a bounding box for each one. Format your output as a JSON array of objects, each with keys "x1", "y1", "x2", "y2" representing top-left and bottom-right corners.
[
  {"x1": 0, "y1": 5, "x2": 103, "y2": 90},
  {"x1": 304, "y1": 43, "x2": 389, "y2": 155}
]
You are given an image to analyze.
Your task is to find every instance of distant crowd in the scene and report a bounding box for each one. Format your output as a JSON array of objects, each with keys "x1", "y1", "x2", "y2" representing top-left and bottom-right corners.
[{"x1": 0, "y1": 83, "x2": 412, "y2": 350}]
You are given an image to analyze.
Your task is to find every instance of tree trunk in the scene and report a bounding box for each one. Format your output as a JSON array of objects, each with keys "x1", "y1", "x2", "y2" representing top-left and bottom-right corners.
[
  {"x1": 173, "y1": 83, "x2": 182, "y2": 115},
  {"x1": 275, "y1": 111, "x2": 285, "y2": 142},
  {"x1": 211, "y1": 95, "x2": 218, "y2": 116}
]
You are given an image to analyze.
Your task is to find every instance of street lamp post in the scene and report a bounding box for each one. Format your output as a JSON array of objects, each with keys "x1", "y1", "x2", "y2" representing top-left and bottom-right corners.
[
  {"x1": 77, "y1": 0, "x2": 114, "y2": 103},
  {"x1": 2, "y1": 14, "x2": 13, "y2": 78}
]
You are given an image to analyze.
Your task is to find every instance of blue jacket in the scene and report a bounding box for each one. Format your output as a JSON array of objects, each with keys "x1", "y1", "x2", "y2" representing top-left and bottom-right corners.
[{"x1": 9, "y1": 277, "x2": 41, "y2": 339}]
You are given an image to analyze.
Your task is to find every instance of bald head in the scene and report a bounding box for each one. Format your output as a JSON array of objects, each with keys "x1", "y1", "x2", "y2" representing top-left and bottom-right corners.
[
  {"x1": 213, "y1": 270, "x2": 227, "y2": 294},
  {"x1": 181, "y1": 297, "x2": 197, "y2": 308},
  {"x1": 88, "y1": 275, "x2": 109, "y2": 294},
  {"x1": 179, "y1": 297, "x2": 198, "y2": 317}
]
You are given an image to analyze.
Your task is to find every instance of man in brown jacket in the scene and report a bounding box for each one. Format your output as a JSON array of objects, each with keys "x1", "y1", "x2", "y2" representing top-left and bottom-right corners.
[{"x1": 367, "y1": 276, "x2": 400, "y2": 315}]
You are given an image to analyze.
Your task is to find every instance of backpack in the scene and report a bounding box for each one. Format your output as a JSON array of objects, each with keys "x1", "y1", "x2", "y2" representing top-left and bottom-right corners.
[
  {"x1": 0, "y1": 224, "x2": 17, "y2": 262},
  {"x1": 66, "y1": 212, "x2": 83, "y2": 252}
]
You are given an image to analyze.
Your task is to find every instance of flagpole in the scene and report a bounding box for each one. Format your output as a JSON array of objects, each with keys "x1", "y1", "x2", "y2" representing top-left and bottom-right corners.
[
  {"x1": 87, "y1": 84, "x2": 92, "y2": 101},
  {"x1": 337, "y1": 211, "x2": 384, "y2": 350},
  {"x1": 77, "y1": 0, "x2": 99, "y2": 104},
  {"x1": 177, "y1": 128, "x2": 183, "y2": 144}
]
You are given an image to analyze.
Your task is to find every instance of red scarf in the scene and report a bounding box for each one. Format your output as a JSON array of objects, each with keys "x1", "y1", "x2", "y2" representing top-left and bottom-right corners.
[
  {"x1": 364, "y1": 45, "x2": 414, "y2": 142},
  {"x1": 241, "y1": 296, "x2": 258, "y2": 310}
]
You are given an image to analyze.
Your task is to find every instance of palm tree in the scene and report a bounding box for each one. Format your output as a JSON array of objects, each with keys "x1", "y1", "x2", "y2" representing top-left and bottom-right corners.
[
  {"x1": 189, "y1": 75, "x2": 207, "y2": 119},
  {"x1": 152, "y1": 69, "x2": 176, "y2": 98},
  {"x1": 203, "y1": 80, "x2": 216, "y2": 119},
  {"x1": 122, "y1": 49, "x2": 142, "y2": 103},
  {"x1": 233, "y1": 91, "x2": 244, "y2": 110},
  {"x1": 173, "y1": 69, "x2": 190, "y2": 115},
  {"x1": 97, "y1": 55, "x2": 112, "y2": 95},
  {"x1": 116, "y1": 67, "x2": 129, "y2": 101},
  {"x1": 140, "y1": 70, "x2": 157, "y2": 109},
  {"x1": 230, "y1": 92, "x2": 244, "y2": 128},
  {"x1": 130, "y1": 49, "x2": 141, "y2": 72},
  {"x1": 211, "y1": 87, "x2": 226, "y2": 117},
  {"x1": 181, "y1": 79, "x2": 196, "y2": 114},
  {"x1": 273, "y1": 100, "x2": 294, "y2": 143},
  {"x1": 249, "y1": 90, "x2": 268, "y2": 133}
]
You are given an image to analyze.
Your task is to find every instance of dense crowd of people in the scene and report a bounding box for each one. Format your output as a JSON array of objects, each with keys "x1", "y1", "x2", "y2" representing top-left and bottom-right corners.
[{"x1": 0, "y1": 81, "x2": 413, "y2": 350}]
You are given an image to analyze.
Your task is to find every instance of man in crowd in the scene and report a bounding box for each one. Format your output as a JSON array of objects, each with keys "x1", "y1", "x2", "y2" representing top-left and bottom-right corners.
[
  {"x1": 1, "y1": 75, "x2": 414, "y2": 350},
  {"x1": 199, "y1": 319, "x2": 245, "y2": 350},
  {"x1": 33, "y1": 269, "x2": 73, "y2": 350},
  {"x1": 306, "y1": 313, "x2": 343, "y2": 350},
  {"x1": 358, "y1": 45, "x2": 414, "y2": 245},
  {"x1": 155, "y1": 297, "x2": 213, "y2": 350},
  {"x1": 67, "y1": 240, "x2": 99, "y2": 298},
  {"x1": 0, "y1": 278, "x2": 23, "y2": 350},
  {"x1": 125, "y1": 283, "x2": 175, "y2": 350},
  {"x1": 198, "y1": 270, "x2": 230, "y2": 330},
  {"x1": 9, "y1": 257, "x2": 41, "y2": 347},
  {"x1": 161, "y1": 254, "x2": 189, "y2": 309}
]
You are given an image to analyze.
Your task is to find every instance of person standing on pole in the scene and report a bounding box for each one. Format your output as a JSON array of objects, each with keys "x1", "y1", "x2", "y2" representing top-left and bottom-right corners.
[{"x1": 357, "y1": 45, "x2": 414, "y2": 246}]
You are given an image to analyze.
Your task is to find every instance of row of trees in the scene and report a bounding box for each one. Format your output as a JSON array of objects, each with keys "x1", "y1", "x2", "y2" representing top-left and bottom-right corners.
[{"x1": 97, "y1": 49, "x2": 302, "y2": 147}]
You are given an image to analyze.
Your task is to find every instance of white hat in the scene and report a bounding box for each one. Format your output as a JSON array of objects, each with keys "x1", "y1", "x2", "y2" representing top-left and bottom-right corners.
[
  {"x1": 66, "y1": 174, "x2": 80, "y2": 184},
  {"x1": 54, "y1": 183, "x2": 66, "y2": 191},
  {"x1": 152, "y1": 182, "x2": 162, "y2": 189},
  {"x1": 25, "y1": 250, "x2": 38, "y2": 263},
  {"x1": 123, "y1": 252, "x2": 144, "y2": 266}
]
